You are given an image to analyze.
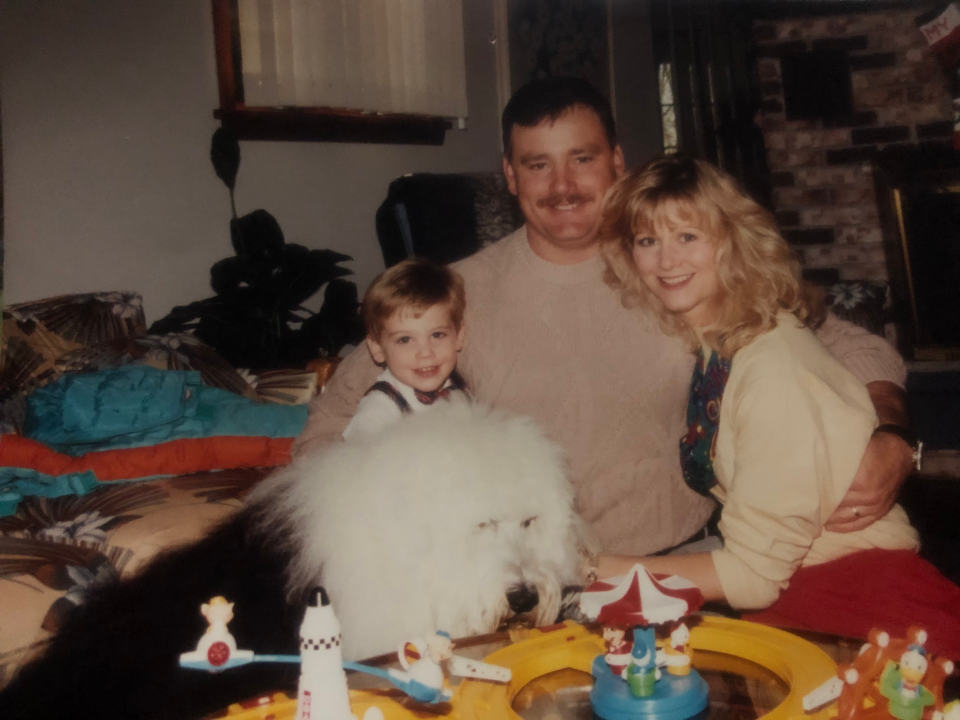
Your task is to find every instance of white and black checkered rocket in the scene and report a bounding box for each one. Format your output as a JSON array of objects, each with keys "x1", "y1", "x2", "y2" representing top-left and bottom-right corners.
[{"x1": 295, "y1": 587, "x2": 355, "y2": 720}]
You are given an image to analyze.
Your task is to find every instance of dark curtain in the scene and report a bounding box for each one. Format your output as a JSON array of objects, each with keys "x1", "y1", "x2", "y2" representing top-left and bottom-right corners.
[{"x1": 650, "y1": 0, "x2": 772, "y2": 208}]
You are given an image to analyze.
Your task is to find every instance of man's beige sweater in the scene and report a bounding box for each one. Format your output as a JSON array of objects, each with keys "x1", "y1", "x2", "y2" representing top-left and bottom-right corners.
[{"x1": 294, "y1": 228, "x2": 907, "y2": 555}]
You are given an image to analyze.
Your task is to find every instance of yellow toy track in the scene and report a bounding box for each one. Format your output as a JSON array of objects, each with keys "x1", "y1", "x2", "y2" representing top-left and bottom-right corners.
[{"x1": 217, "y1": 617, "x2": 839, "y2": 720}]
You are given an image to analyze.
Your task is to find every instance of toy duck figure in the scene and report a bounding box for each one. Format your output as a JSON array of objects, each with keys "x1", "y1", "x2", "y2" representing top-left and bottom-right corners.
[
  {"x1": 658, "y1": 622, "x2": 693, "y2": 677},
  {"x1": 388, "y1": 631, "x2": 455, "y2": 704},
  {"x1": 880, "y1": 645, "x2": 936, "y2": 720},
  {"x1": 602, "y1": 625, "x2": 633, "y2": 679}
]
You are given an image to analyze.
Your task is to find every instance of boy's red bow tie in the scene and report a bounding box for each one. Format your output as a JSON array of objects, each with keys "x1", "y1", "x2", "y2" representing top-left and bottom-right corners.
[{"x1": 414, "y1": 386, "x2": 451, "y2": 405}]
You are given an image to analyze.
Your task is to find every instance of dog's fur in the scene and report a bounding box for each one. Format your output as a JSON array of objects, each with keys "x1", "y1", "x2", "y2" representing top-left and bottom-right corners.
[{"x1": 0, "y1": 402, "x2": 585, "y2": 720}]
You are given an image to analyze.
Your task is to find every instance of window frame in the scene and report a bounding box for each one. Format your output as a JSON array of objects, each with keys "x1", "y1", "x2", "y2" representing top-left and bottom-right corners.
[{"x1": 211, "y1": 0, "x2": 453, "y2": 144}]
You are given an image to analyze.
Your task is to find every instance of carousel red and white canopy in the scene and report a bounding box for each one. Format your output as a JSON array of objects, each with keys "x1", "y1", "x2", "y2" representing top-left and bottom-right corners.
[{"x1": 579, "y1": 563, "x2": 705, "y2": 627}]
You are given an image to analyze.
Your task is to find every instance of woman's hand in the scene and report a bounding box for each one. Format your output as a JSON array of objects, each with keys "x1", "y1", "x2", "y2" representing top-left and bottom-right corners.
[{"x1": 825, "y1": 381, "x2": 913, "y2": 533}]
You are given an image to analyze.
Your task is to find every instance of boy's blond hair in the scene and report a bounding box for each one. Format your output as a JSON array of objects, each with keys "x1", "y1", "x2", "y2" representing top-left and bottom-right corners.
[
  {"x1": 599, "y1": 155, "x2": 823, "y2": 358},
  {"x1": 362, "y1": 258, "x2": 466, "y2": 339}
]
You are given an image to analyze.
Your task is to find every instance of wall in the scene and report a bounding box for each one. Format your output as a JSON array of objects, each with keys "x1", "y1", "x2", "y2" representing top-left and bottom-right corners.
[
  {"x1": 754, "y1": 7, "x2": 954, "y2": 283},
  {"x1": 0, "y1": 0, "x2": 505, "y2": 324},
  {"x1": 0, "y1": 0, "x2": 662, "y2": 325}
]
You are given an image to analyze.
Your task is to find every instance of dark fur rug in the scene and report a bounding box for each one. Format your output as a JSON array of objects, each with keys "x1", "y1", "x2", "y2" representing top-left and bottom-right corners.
[{"x1": 0, "y1": 504, "x2": 305, "y2": 720}]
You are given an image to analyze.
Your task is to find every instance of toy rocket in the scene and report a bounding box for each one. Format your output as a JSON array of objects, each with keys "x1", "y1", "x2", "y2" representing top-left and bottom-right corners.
[{"x1": 295, "y1": 586, "x2": 355, "y2": 720}]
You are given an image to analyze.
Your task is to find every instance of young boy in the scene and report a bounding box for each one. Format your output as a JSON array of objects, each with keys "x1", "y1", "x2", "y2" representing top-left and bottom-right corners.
[{"x1": 342, "y1": 259, "x2": 468, "y2": 440}]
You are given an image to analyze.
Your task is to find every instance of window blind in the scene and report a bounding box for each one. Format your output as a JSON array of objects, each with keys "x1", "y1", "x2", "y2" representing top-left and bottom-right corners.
[{"x1": 237, "y1": 0, "x2": 469, "y2": 118}]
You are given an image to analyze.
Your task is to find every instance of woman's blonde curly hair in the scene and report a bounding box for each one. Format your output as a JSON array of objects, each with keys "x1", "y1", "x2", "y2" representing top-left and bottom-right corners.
[{"x1": 599, "y1": 155, "x2": 823, "y2": 358}]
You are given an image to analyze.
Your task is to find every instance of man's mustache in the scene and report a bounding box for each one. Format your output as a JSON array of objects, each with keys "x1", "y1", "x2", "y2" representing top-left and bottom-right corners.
[{"x1": 536, "y1": 193, "x2": 593, "y2": 208}]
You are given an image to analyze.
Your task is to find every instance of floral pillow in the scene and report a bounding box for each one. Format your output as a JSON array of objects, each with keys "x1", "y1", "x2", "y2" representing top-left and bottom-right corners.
[{"x1": 1, "y1": 292, "x2": 146, "y2": 399}]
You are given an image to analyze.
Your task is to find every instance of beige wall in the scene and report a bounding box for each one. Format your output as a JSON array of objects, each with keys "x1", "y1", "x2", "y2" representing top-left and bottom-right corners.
[{"x1": 0, "y1": 1, "x2": 661, "y2": 324}]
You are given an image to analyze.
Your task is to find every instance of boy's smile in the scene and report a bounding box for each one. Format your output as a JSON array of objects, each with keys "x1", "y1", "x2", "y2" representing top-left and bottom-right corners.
[{"x1": 366, "y1": 304, "x2": 464, "y2": 393}]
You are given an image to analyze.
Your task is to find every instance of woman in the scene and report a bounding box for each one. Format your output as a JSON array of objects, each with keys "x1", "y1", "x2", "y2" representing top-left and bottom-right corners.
[{"x1": 595, "y1": 155, "x2": 959, "y2": 651}]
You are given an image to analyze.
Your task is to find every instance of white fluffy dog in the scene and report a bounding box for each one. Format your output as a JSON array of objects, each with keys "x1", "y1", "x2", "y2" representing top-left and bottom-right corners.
[
  {"x1": 253, "y1": 400, "x2": 586, "y2": 660},
  {"x1": 0, "y1": 401, "x2": 587, "y2": 720}
]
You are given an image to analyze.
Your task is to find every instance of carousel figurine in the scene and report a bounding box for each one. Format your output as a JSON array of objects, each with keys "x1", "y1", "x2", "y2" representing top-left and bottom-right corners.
[
  {"x1": 658, "y1": 622, "x2": 693, "y2": 677},
  {"x1": 603, "y1": 624, "x2": 634, "y2": 678},
  {"x1": 579, "y1": 563, "x2": 709, "y2": 720},
  {"x1": 626, "y1": 626, "x2": 660, "y2": 698}
]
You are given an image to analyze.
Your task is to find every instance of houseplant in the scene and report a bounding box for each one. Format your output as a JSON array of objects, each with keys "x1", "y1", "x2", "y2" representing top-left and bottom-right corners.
[{"x1": 149, "y1": 129, "x2": 364, "y2": 370}]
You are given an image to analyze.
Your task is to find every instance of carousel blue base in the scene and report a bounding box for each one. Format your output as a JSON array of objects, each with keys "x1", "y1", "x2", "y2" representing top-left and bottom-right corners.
[{"x1": 590, "y1": 656, "x2": 709, "y2": 720}]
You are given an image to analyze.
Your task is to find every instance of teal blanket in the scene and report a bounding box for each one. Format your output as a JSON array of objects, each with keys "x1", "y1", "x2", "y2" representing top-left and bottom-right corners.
[{"x1": 24, "y1": 366, "x2": 307, "y2": 455}]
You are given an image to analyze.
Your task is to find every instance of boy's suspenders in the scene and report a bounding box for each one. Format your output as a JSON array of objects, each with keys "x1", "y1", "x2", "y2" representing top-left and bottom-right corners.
[
  {"x1": 365, "y1": 381, "x2": 413, "y2": 414},
  {"x1": 364, "y1": 370, "x2": 469, "y2": 415},
  {"x1": 448, "y1": 369, "x2": 468, "y2": 394}
]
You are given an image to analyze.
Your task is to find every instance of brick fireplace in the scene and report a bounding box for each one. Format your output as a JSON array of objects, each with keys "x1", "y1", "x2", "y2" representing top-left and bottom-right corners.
[{"x1": 754, "y1": 7, "x2": 954, "y2": 285}]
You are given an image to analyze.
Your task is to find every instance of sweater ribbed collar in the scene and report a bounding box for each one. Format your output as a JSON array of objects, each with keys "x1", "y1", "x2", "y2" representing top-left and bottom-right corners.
[{"x1": 511, "y1": 226, "x2": 606, "y2": 286}]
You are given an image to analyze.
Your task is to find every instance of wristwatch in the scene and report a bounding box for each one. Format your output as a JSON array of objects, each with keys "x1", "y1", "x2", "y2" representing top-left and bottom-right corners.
[{"x1": 872, "y1": 424, "x2": 923, "y2": 472}]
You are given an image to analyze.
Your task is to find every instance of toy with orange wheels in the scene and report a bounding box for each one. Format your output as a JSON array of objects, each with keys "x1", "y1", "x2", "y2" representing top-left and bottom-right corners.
[{"x1": 801, "y1": 626, "x2": 957, "y2": 720}]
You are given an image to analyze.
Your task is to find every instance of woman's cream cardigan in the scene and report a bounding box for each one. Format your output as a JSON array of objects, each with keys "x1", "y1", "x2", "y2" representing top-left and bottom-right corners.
[{"x1": 709, "y1": 314, "x2": 919, "y2": 609}]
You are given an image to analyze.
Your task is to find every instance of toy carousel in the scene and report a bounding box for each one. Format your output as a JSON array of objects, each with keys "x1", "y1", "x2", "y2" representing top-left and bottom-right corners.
[
  {"x1": 178, "y1": 564, "x2": 957, "y2": 720},
  {"x1": 576, "y1": 563, "x2": 709, "y2": 720}
]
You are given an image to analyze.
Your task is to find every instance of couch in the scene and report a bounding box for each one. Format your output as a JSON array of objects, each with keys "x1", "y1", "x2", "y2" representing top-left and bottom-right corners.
[{"x1": 0, "y1": 291, "x2": 337, "y2": 687}]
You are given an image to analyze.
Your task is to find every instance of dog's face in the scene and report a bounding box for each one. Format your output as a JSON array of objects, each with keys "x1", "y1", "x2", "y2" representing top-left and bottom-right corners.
[
  {"x1": 426, "y1": 478, "x2": 582, "y2": 637},
  {"x1": 258, "y1": 402, "x2": 586, "y2": 661}
]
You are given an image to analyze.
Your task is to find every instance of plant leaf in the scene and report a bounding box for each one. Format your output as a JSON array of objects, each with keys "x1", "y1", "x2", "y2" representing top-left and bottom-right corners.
[
  {"x1": 307, "y1": 278, "x2": 364, "y2": 356},
  {"x1": 232, "y1": 209, "x2": 285, "y2": 261},
  {"x1": 210, "y1": 128, "x2": 241, "y2": 191},
  {"x1": 147, "y1": 297, "x2": 223, "y2": 336}
]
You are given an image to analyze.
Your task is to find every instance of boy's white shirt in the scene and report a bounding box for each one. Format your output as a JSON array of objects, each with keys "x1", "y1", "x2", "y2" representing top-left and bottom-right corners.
[{"x1": 342, "y1": 368, "x2": 458, "y2": 440}]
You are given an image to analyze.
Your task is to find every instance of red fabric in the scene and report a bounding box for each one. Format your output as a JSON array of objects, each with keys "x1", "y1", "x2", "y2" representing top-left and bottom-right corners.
[
  {"x1": 745, "y1": 549, "x2": 960, "y2": 660},
  {"x1": 0, "y1": 434, "x2": 292, "y2": 481}
]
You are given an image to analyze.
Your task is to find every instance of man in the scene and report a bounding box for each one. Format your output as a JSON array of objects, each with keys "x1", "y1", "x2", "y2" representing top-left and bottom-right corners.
[{"x1": 294, "y1": 77, "x2": 913, "y2": 558}]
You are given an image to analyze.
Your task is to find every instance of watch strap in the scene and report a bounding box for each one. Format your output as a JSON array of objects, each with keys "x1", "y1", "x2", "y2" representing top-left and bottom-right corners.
[
  {"x1": 872, "y1": 423, "x2": 917, "y2": 447},
  {"x1": 872, "y1": 424, "x2": 922, "y2": 471}
]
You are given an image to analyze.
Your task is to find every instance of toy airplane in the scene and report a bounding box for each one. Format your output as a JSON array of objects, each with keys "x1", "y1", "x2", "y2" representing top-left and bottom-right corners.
[
  {"x1": 178, "y1": 644, "x2": 510, "y2": 699},
  {"x1": 178, "y1": 595, "x2": 510, "y2": 708}
]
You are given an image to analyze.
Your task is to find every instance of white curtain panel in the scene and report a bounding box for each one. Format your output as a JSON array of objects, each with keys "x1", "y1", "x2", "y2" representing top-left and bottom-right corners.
[{"x1": 237, "y1": 0, "x2": 468, "y2": 117}]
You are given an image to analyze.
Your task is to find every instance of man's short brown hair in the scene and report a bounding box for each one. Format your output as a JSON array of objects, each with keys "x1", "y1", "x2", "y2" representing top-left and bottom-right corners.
[{"x1": 362, "y1": 258, "x2": 466, "y2": 340}]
